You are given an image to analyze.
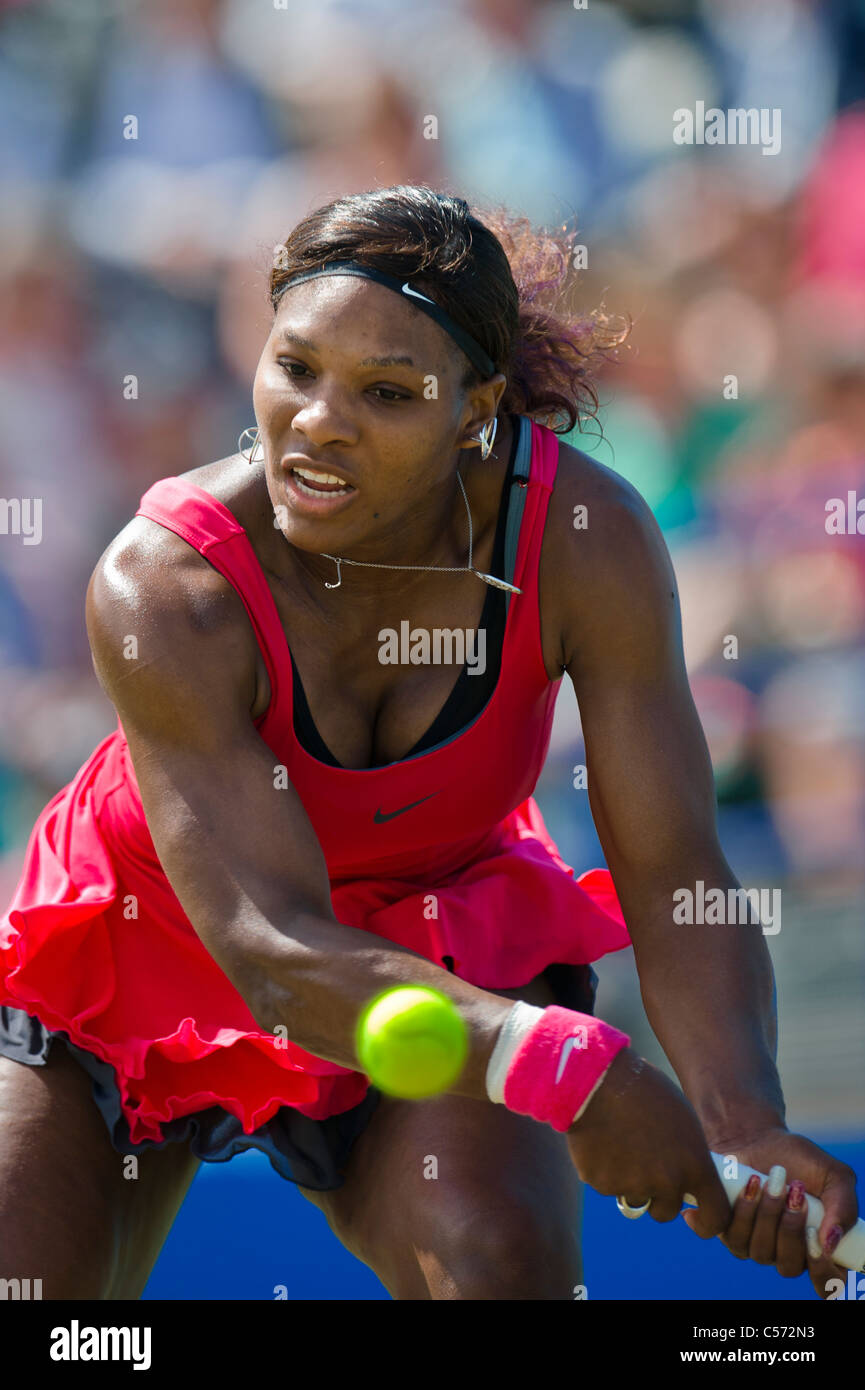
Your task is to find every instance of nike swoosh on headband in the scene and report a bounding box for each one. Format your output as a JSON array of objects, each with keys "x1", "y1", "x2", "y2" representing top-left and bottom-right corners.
[
  {"x1": 373, "y1": 792, "x2": 439, "y2": 823},
  {"x1": 401, "y1": 282, "x2": 435, "y2": 303},
  {"x1": 274, "y1": 260, "x2": 496, "y2": 379}
]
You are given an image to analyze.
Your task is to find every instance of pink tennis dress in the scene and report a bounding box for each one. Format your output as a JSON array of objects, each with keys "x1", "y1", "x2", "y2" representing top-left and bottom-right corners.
[{"x1": 0, "y1": 416, "x2": 630, "y2": 1183}]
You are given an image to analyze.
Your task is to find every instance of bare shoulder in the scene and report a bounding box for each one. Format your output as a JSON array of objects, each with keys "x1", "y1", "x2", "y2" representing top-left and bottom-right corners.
[
  {"x1": 177, "y1": 450, "x2": 274, "y2": 536},
  {"x1": 85, "y1": 455, "x2": 263, "y2": 694},
  {"x1": 89, "y1": 453, "x2": 263, "y2": 623},
  {"x1": 546, "y1": 438, "x2": 661, "y2": 551},
  {"x1": 539, "y1": 437, "x2": 677, "y2": 676}
]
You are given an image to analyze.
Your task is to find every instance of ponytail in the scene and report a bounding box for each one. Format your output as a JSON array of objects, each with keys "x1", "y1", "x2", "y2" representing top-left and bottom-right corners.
[{"x1": 482, "y1": 210, "x2": 632, "y2": 435}]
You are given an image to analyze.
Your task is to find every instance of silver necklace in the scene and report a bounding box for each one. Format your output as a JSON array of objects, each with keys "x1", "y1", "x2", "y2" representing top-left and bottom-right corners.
[{"x1": 318, "y1": 471, "x2": 522, "y2": 594}]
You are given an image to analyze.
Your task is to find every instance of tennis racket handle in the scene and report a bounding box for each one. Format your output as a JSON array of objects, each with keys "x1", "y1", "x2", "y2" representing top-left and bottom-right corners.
[{"x1": 681, "y1": 1152, "x2": 865, "y2": 1273}]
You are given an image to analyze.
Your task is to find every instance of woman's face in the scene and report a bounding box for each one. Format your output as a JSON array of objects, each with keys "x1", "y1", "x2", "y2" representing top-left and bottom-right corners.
[{"x1": 252, "y1": 275, "x2": 504, "y2": 562}]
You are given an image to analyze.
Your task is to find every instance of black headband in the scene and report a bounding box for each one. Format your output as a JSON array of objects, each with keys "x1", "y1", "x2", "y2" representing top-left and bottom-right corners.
[{"x1": 273, "y1": 259, "x2": 496, "y2": 380}]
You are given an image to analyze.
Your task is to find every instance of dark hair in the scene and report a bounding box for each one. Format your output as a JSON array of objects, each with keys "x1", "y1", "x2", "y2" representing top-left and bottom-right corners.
[{"x1": 269, "y1": 185, "x2": 631, "y2": 435}]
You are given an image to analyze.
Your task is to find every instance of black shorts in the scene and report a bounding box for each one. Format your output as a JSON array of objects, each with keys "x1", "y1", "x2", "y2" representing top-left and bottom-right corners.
[{"x1": 0, "y1": 961, "x2": 598, "y2": 1193}]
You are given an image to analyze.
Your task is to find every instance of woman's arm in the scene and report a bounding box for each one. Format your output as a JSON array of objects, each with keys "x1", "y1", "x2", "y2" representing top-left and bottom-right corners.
[
  {"x1": 85, "y1": 519, "x2": 515, "y2": 1096},
  {"x1": 547, "y1": 448, "x2": 857, "y2": 1286},
  {"x1": 555, "y1": 465, "x2": 784, "y2": 1141}
]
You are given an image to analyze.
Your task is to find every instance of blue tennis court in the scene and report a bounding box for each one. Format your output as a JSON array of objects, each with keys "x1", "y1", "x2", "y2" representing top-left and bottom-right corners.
[{"x1": 143, "y1": 1134, "x2": 865, "y2": 1300}]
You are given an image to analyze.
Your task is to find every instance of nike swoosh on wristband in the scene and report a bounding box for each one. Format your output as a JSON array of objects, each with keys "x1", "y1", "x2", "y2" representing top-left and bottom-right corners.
[
  {"x1": 554, "y1": 1035, "x2": 584, "y2": 1085},
  {"x1": 373, "y1": 792, "x2": 439, "y2": 823},
  {"x1": 401, "y1": 282, "x2": 436, "y2": 303}
]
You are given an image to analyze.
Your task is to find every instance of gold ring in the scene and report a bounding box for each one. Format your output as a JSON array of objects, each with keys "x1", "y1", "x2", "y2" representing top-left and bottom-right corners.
[{"x1": 616, "y1": 1195, "x2": 652, "y2": 1219}]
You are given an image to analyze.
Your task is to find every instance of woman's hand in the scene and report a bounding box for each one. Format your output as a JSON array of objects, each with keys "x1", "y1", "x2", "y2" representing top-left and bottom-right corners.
[
  {"x1": 566, "y1": 1047, "x2": 731, "y2": 1234},
  {"x1": 683, "y1": 1126, "x2": 859, "y2": 1299}
]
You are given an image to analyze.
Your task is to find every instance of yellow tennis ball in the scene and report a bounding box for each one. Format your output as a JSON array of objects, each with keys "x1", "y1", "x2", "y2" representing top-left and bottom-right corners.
[{"x1": 355, "y1": 985, "x2": 469, "y2": 1099}]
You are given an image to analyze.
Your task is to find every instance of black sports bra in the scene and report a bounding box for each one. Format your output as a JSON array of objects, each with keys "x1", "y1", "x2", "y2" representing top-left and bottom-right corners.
[{"x1": 290, "y1": 414, "x2": 520, "y2": 769}]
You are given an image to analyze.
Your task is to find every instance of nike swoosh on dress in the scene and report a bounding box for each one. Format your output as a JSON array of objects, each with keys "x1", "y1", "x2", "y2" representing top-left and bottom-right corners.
[{"x1": 373, "y1": 793, "x2": 439, "y2": 823}]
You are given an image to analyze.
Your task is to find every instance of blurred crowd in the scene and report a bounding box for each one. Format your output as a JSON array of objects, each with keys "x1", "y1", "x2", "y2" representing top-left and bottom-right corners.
[{"x1": 1, "y1": 0, "x2": 864, "y2": 909}]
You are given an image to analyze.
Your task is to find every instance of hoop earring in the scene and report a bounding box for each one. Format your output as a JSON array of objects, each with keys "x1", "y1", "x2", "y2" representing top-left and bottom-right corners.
[
  {"x1": 476, "y1": 417, "x2": 498, "y2": 461},
  {"x1": 238, "y1": 426, "x2": 264, "y2": 465}
]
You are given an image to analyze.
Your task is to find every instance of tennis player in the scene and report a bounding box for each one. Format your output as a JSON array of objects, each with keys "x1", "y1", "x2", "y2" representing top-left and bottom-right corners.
[{"x1": 0, "y1": 186, "x2": 857, "y2": 1300}]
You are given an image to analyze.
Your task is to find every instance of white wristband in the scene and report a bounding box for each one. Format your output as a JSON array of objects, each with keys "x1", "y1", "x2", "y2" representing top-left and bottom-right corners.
[{"x1": 485, "y1": 1001, "x2": 546, "y2": 1104}]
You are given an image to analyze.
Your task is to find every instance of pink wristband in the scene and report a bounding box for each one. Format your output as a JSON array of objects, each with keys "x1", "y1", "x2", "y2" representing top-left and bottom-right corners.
[{"x1": 502, "y1": 1006, "x2": 631, "y2": 1133}]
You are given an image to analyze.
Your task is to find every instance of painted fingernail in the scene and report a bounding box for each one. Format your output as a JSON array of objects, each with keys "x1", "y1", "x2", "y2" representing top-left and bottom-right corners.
[
  {"x1": 806, "y1": 1226, "x2": 823, "y2": 1260},
  {"x1": 786, "y1": 1180, "x2": 806, "y2": 1212},
  {"x1": 824, "y1": 1225, "x2": 843, "y2": 1256},
  {"x1": 767, "y1": 1164, "x2": 787, "y2": 1198},
  {"x1": 744, "y1": 1174, "x2": 761, "y2": 1200}
]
